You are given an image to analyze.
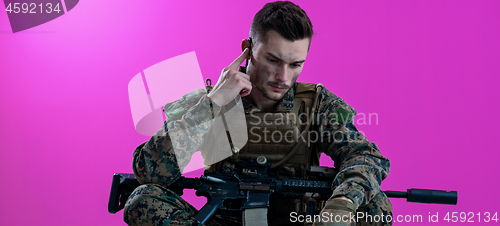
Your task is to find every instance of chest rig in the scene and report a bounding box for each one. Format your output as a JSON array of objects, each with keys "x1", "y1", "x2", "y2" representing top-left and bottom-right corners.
[
  {"x1": 204, "y1": 81, "x2": 325, "y2": 225},
  {"x1": 207, "y1": 82, "x2": 323, "y2": 177}
]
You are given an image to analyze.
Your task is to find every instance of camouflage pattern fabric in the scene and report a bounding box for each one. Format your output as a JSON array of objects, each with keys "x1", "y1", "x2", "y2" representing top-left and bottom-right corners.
[
  {"x1": 124, "y1": 184, "x2": 243, "y2": 226},
  {"x1": 124, "y1": 82, "x2": 392, "y2": 225},
  {"x1": 131, "y1": 90, "x2": 222, "y2": 188}
]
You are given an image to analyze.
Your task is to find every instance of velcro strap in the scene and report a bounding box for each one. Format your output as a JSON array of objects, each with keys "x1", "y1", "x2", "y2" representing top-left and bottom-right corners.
[{"x1": 243, "y1": 208, "x2": 268, "y2": 226}]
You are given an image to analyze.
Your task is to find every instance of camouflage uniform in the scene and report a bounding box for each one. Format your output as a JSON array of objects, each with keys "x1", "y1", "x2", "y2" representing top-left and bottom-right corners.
[{"x1": 124, "y1": 82, "x2": 392, "y2": 226}]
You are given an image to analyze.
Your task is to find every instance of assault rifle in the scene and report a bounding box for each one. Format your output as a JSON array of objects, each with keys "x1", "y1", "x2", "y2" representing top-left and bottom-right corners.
[{"x1": 108, "y1": 158, "x2": 457, "y2": 225}]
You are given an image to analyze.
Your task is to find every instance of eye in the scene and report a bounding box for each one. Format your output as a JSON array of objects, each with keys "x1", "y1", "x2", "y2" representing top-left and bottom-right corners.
[
  {"x1": 268, "y1": 58, "x2": 279, "y2": 64},
  {"x1": 291, "y1": 63, "x2": 302, "y2": 68}
]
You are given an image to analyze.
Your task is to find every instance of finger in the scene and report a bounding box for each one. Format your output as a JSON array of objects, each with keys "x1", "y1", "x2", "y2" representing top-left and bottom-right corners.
[
  {"x1": 228, "y1": 48, "x2": 249, "y2": 70},
  {"x1": 225, "y1": 69, "x2": 250, "y2": 82},
  {"x1": 238, "y1": 72, "x2": 250, "y2": 81},
  {"x1": 240, "y1": 87, "x2": 252, "y2": 97},
  {"x1": 232, "y1": 72, "x2": 251, "y2": 86},
  {"x1": 239, "y1": 80, "x2": 253, "y2": 97}
]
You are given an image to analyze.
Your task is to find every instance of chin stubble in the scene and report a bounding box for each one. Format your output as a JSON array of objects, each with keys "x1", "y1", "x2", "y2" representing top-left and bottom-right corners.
[{"x1": 255, "y1": 84, "x2": 288, "y2": 102}]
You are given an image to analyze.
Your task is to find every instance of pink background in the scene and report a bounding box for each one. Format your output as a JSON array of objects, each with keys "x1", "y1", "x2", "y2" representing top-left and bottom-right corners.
[{"x1": 1, "y1": 0, "x2": 499, "y2": 225}]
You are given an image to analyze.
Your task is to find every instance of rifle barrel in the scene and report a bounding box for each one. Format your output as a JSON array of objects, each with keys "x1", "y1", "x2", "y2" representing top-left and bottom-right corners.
[
  {"x1": 384, "y1": 189, "x2": 457, "y2": 205},
  {"x1": 384, "y1": 190, "x2": 407, "y2": 198}
]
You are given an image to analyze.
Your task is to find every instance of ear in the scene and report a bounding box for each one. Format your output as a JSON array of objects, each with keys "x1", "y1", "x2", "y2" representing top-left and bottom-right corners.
[{"x1": 241, "y1": 39, "x2": 251, "y2": 60}]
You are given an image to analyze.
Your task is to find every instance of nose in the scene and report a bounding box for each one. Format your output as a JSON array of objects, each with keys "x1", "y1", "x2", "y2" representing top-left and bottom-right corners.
[{"x1": 275, "y1": 65, "x2": 289, "y2": 83}]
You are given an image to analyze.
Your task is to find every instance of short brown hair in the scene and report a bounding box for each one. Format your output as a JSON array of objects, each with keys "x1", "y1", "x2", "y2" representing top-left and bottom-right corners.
[{"x1": 249, "y1": 1, "x2": 314, "y2": 44}]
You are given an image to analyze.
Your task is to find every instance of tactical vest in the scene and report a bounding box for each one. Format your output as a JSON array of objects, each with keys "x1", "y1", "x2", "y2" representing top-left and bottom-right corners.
[
  {"x1": 204, "y1": 81, "x2": 326, "y2": 223},
  {"x1": 207, "y1": 81, "x2": 323, "y2": 177}
]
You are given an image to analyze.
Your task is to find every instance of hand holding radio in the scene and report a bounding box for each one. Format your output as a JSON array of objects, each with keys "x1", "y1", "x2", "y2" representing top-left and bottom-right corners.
[{"x1": 207, "y1": 46, "x2": 253, "y2": 106}]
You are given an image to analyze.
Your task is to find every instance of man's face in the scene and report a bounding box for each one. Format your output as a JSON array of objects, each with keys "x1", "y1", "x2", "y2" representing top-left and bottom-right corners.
[{"x1": 247, "y1": 30, "x2": 310, "y2": 101}]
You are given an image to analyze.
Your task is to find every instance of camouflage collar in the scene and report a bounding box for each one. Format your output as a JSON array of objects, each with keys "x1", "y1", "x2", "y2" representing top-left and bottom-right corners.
[{"x1": 241, "y1": 82, "x2": 297, "y2": 113}]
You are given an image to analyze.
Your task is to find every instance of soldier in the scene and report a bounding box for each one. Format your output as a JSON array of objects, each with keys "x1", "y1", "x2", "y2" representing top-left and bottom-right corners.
[{"x1": 124, "y1": 1, "x2": 392, "y2": 225}]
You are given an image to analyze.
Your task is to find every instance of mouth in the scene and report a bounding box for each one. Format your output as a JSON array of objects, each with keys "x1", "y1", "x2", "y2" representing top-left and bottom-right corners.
[{"x1": 269, "y1": 84, "x2": 287, "y2": 92}]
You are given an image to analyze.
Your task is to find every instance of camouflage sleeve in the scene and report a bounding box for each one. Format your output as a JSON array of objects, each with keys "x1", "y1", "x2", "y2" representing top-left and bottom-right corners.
[
  {"x1": 315, "y1": 88, "x2": 390, "y2": 208},
  {"x1": 132, "y1": 89, "x2": 222, "y2": 187}
]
